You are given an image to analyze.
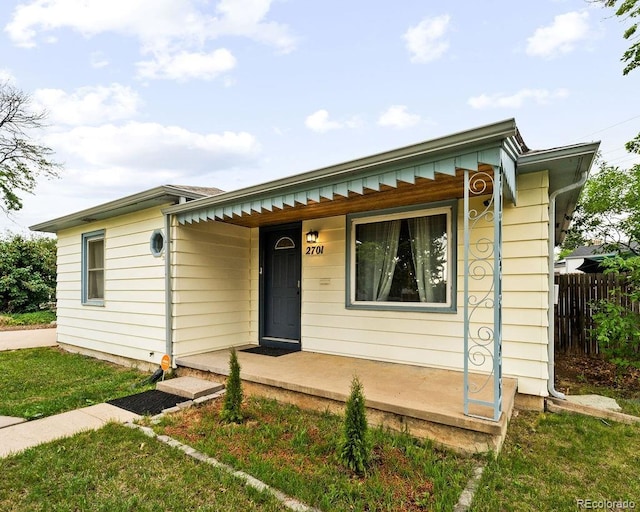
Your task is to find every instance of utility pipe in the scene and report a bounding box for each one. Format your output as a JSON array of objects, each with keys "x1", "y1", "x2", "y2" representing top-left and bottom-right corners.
[{"x1": 547, "y1": 168, "x2": 588, "y2": 399}]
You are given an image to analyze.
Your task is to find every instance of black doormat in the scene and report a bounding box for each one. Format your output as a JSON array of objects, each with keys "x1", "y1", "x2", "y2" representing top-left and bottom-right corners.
[
  {"x1": 240, "y1": 346, "x2": 298, "y2": 357},
  {"x1": 107, "y1": 390, "x2": 189, "y2": 416}
]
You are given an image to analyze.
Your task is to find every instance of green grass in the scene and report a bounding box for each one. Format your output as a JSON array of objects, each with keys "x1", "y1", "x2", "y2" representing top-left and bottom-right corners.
[
  {"x1": 561, "y1": 380, "x2": 640, "y2": 417},
  {"x1": 154, "y1": 396, "x2": 475, "y2": 511},
  {"x1": 470, "y1": 410, "x2": 640, "y2": 511},
  {"x1": 0, "y1": 347, "x2": 154, "y2": 419},
  {"x1": 0, "y1": 310, "x2": 56, "y2": 326},
  {"x1": 0, "y1": 423, "x2": 289, "y2": 512}
]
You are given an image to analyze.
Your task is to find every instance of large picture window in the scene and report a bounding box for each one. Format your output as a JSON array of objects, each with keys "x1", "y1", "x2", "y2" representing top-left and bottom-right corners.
[
  {"x1": 82, "y1": 230, "x2": 105, "y2": 305},
  {"x1": 347, "y1": 203, "x2": 455, "y2": 311}
]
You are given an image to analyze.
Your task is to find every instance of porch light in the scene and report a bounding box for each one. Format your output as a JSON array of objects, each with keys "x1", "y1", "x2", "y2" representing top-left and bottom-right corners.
[{"x1": 306, "y1": 230, "x2": 319, "y2": 243}]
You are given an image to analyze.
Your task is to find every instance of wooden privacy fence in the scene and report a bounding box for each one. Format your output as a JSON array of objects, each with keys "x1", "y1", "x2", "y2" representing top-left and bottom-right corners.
[{"x1": 554, "y1": 272, "x2": 639, "y2": 355}]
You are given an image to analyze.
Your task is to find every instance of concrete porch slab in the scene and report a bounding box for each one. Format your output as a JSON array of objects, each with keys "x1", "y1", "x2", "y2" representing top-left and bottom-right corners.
[
  {"x1": 176, "y1": 348, "x2": 518, "y2": 454},
  {"x1": 156, "y1": 376, "x2": 224, "y2": 399}
]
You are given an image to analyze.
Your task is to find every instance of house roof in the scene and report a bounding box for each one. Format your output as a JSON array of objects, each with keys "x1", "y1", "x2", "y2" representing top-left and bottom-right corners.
[
  {"x1": 164, "y1": 118, "x2": 527, "y2": 225},
  {"x1": 30, "y1": 185, "x2": 224, "y2": 233},
  {"x1": 30, "y1": 119, "x2": 600, "y2": 238}
]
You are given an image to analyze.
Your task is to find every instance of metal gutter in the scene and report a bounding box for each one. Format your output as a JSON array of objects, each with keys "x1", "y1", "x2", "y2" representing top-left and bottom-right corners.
[
  {"x1": 164, "y1": 212, "x2": 173, "y2": 366},
  {"x1": 164, "y1": 119, "x2": 519, "y2": 216},
  {"x1": 547, "y1": 169, "x2": 589, "y2": 399}
]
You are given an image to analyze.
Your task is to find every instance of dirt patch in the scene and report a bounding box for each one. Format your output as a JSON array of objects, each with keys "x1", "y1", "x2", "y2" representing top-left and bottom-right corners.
[
  {"x1": 0, "y1": 324, "x2": 55, "y2": 332},
  {"x1": 555, "y1": 352, "x2": 640, "y2": 397}
]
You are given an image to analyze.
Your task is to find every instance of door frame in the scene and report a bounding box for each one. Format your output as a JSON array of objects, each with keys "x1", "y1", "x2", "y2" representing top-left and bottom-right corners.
[{"x1": 258, "y1": 222, "x2": 302, "y2": 349}]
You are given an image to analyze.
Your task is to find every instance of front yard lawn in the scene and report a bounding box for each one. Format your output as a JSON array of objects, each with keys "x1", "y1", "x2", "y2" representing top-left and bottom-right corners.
[
  {"x1": 0, "y1": 347, "x2": 153, "y2": 419},
  {"x1": 151, "y1": 396, "x2": 476, "y2": 512},
  {"x1": 471, "y1": 410, "x2": 640, "y2": 511},
  {"x1": 0, "y1": 423, "x2": 289, "y2": 512}
]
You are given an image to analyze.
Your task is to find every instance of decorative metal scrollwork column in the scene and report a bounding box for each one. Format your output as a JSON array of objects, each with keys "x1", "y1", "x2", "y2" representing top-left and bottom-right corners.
[{"x1": 463, "y1": 166, "x2": 503, "y2": 421}]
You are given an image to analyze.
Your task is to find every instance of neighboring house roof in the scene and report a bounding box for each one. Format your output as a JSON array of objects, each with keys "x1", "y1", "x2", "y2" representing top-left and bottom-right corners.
[
  {"x1": 565, "y1": 245, "x2": 611, "y2": 259},
  {"x1": 30, "y1": 185, "x2": 224, "y2": 233}
]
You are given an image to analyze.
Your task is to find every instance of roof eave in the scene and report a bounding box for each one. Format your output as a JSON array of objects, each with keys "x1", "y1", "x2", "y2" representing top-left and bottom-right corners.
[
  {"x1": 30, "y1": 185, "x2": 209, "y2": 233},
  {"x1": 164, "y1": 118, "x2": 519, "y2": 216}
]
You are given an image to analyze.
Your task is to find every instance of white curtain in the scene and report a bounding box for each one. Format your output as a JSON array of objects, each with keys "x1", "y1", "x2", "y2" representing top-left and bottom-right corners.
[
  {"x1": 408, "y1": 216, "x2": 446, "y2": 302},
  {"x1": 356, "y1": 220, "x2": 401, "y2": 301}
]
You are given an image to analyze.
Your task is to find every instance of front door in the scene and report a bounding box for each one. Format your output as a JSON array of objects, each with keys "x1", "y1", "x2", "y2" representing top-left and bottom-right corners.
[{"x1": 260, "y1": 223, "x2": 301, "y2": 349}]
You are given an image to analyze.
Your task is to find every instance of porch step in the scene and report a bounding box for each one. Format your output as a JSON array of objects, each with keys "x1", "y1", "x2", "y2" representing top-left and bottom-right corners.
[{"x1": 156, "y1": 376, "x2": 224, "y2": 400}]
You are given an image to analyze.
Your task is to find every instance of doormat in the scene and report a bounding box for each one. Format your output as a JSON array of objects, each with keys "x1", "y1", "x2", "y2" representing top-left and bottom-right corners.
[
  {"x1": 107, "y1": 390, "x2": 190, "y2": 416},
  {"x1": 240, "y1": 346, "x2": 298, "y2": 357}
]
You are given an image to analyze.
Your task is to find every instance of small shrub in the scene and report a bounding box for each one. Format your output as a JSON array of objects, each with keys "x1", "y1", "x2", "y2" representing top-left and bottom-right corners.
[
  {"x1": 220, "y1": 347, "x2": 243, "y2": 423},
  {"x1": 338, "y1": 375, "x2": 370, "y2": 475},
  {"x1": 590, "y1": 256, "x2": 640, "y2": 366}
]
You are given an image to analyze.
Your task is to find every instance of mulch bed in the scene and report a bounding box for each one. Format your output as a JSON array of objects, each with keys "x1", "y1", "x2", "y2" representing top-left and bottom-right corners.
[
  {"x1": 555, "y1": 352, "x2": 640, "y2": 397},
  {"x1": 108, "y1": 390, "x2": 190, "y2": 416}
]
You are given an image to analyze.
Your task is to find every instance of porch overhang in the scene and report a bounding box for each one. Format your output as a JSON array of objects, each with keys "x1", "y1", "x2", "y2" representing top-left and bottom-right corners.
[{"x1": 164, "y1": 119, "x2": 524, "y2": 227}]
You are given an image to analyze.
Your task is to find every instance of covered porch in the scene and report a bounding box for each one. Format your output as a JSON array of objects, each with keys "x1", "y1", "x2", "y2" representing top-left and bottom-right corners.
[{"x1": 175, "y1": 348, "x2": 518, "y2": 454}]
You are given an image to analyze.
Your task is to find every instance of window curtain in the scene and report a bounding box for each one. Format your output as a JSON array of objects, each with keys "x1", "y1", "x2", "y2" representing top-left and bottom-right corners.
[
  {"x1": 407, "y1": 216, "x2": 446, "y2": 302},
  {"x1": 356, "y1": 220, "x2": 401, "y2": 301}
]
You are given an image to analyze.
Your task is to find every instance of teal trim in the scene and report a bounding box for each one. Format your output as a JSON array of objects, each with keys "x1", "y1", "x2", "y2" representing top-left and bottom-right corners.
[
  {"x1": 81, "y1": 229, "x2": 105, "y2": 306},
  {"x1": 172, "y1": 143, "x2": 522, "y2": 226},
  {"x1": 345, "y1": 199, "x2": 458, "y2": 314}
]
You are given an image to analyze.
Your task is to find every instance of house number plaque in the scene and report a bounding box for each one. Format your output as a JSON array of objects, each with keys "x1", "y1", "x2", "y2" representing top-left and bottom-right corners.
[{"x1": 305, "y1": 245, "x2": 324, "y2": 255}]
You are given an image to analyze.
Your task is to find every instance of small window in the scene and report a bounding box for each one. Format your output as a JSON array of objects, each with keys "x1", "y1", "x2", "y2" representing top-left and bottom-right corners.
[
  {"x1": 347, "y1": 202, "x2": 456, "y2": 312},
  {"x1": 82, "y1": 230, "x2": 105, "y2": 305},
  {"x1": 274, "y1": 236, "x2": 295, "y2": 250},
  {"x1": 150, "y1": 229, "x2": 165, "y2": 257}
]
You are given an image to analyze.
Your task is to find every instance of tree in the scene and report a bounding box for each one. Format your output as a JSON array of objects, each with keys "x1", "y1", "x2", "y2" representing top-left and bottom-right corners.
[
  {"x1": 220, "y1": 347, "x2": 244, "y2": 423},
  {"x1": 603, "y1": 0, "x2": 640, "y2": 75},
  {"x1": 600, "y1": 0, "x2": 640, "y2": 152},
  {"x1": 0, "y1": 233, "x2": 57, "y2": 313},
  {"x1": 0, "y1": 82, "x2": 60, "y2": 213},
  {"x1": 561, "y1": 161, "x2": 640, "y2": 255},
  {"x1": 338, "y1": 375, "x2": 370, "y2": 475}
]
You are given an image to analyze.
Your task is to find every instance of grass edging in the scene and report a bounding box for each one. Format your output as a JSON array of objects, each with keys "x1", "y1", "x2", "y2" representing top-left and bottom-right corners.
[
  {"x1": 127, "y1": 422, "x2": 320, "y2": 512},
  {"x1": 453, "y1": 464, "x2": 485, "y2": 512}
]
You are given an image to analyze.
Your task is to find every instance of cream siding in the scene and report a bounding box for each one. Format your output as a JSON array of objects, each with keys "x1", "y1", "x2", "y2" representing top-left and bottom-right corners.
[
  {"x1": 298, "y1": 171, "x2": 550, "y2": 397},
  {"x1": 55, "y1": 206, "x2": 169, "y2": 365},
  {"x1": 171, "y1": 220, "x2": 252, "y2": 357}
]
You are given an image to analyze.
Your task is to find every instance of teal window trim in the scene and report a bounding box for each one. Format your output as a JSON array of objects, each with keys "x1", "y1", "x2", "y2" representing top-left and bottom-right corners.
[
  {"x1": 81, "y1": 229, "x2": 105, "y2": 306},
  {"x1": 345, "y1": 200, "x2": 457, "y2": 313}
]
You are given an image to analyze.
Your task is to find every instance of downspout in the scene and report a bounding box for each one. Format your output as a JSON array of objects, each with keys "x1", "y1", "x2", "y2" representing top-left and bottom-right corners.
[
  {"x1": 164, "y1": 212, "x2": 173, "y2": 366},
  {"x1": 547, "y1": 170, "x2": 588, "y2": 399}
]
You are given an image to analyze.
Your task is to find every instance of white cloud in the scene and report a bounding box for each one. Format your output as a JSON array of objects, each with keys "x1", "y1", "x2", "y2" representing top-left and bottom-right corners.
[
  {"x1": 45, "y1": 122, "x2": 260, "y2": 173},
  {"x1": 468, "y1": 88, "x2": 570, "y2": 109},
  {"x1": 32, "y1": 84, "x2": 141, "y2": 125},
  {"x1": 403, "y1": 15, "x2": 451, "y2": 63},
  {"x1": 377, "y1": 105, "x2": 421, "y2": 129},
  {"x1": 4, "y1": 0, "x2": 295, "y2": 80},
  {"x1": 137, "y1": 48, "x2": 236, "y2": 81},
  {"x1": 305, "y1": 110, "x2": 344, "y2": 133},
  {"x1": 90, "y1": 51, "x2": 109, "y2": 68},
  {"x1": 526, "y1": 11, "x2": 590, "y2": 58}
]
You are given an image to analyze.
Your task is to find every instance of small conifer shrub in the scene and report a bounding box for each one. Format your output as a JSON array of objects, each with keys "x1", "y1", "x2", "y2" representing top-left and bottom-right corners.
[
  {"x1": 338, "y1": 375, "x2": 370, "y2": 475},
  {"x1": 220, "y1": 347, "x2": 243, "y2": 423}
]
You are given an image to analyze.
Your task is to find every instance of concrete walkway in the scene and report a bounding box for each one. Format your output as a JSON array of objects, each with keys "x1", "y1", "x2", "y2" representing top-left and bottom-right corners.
[
  {"x1": 0, "y1": 403, "x2": 140, "y2": 458},
  {"x1": 0, "y1": 327, "x2": 57, "y2": 351}
]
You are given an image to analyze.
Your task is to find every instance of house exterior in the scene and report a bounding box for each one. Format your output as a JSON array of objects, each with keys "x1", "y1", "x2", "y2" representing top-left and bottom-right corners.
[
  {"x1": 31, "y1": 119, "x2": 599, "y2": 422},
  {"x1": 559, "y1": 245, "x2": 614, "y2": 274}
]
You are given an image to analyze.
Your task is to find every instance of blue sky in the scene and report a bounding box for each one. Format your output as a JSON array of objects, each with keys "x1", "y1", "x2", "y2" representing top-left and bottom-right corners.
[{"x1": 1, "y1": 0, "x2": 638, "y2": 233}]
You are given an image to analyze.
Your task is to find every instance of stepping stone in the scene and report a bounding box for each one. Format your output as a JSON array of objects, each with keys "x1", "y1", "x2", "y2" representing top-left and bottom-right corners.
[
  {"x1": 0, "y1": 416, "x2": 26, "y2": 429},
  {"x1": 566, "y1": 394, "x2": 622, "y2": 412},
  {"x1": 157, "y1": 376, "x2": 224, "y2": 400}
]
